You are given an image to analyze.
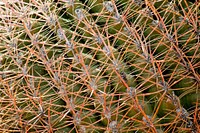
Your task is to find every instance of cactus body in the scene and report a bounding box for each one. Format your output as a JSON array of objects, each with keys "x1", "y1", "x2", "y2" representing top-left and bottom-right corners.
[{"x1": 0, "y1": 0, "x2": 199, "y2": 132}]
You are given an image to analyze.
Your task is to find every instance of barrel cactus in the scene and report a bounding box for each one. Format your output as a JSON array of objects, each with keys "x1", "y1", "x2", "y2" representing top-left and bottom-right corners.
[{"x1": 0, "y1": 0, "x2": 199, "y2": 132}]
